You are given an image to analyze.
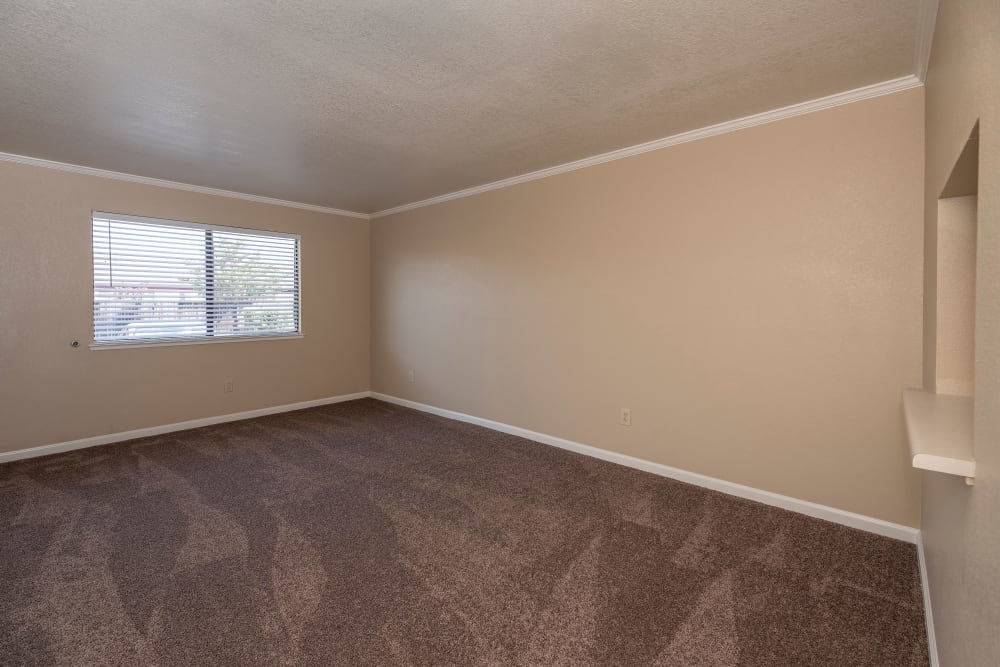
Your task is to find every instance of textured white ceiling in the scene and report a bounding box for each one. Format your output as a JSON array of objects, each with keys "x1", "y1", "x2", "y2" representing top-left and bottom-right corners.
[{"x1": 0, "y1": 0, "x2": 920, "y2": 214}]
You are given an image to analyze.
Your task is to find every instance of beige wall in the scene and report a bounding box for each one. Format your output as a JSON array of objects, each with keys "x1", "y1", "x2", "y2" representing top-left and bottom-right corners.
[
  {"x1": 934, "y1": 194, "x2": 977, "y2": 396},
  {"x1": 372, "y1": 88, "x2": 925, "y2": 526},
  {"x1": 0, "y1": 161, "x2": 370, "y2": 453},
  {"x1": 921, "y1": 0, "x2": 1000, "y2": 664}
]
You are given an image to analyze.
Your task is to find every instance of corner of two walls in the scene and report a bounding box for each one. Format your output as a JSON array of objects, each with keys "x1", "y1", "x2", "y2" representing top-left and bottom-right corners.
[
  {"x1": 370, "y1": 87, "x2": 926, "y2": 528},
  {"x1": 0, "y1": 162, "x2": 372, "y2": 454},
  {"x1": 919, "y1": 0, "x2": 1000, "y2": 664},
  {"x1": 0, "y1": 83, "x2": 929, "y2": 532}
]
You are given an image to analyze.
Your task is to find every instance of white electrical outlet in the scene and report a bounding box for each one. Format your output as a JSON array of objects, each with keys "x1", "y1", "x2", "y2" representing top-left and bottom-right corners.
[
  {"x1": 620, "y1": 408, "x2": 631, "y2": 426},
  {"x1": 408, "y1": 369, "x2": 415, "y2": 383},
  {"x1": 224, "y1": 381, "x2": 234, "y2": 393}
]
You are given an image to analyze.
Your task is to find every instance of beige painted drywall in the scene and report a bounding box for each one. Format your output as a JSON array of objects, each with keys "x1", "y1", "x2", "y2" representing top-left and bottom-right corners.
[
  {"x1": 921, "y1": 0, "x2": 1000, "y2": 664},
  {"x1": 372, "y1": 87, "x2": 925, "y2": 526},
  {"x1": 935, "y1": 195, "x2": 977, "y2": 396},
  {"x1": 0, "y1": 161, "x2": 370, "y2": 454}
]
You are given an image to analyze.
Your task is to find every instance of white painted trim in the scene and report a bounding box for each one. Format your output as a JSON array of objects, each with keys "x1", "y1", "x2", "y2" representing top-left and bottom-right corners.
[
  {"x1": 4, "y1": 388, "x2": 921, "y2": 543},
  {"x1": 3, "y1": 75, "x2": 924, "y2": 222},
  {"x1": 912, "y1": 452, "x2": 976, "y2": 479},
  {"x1": 914, "y1": 0, "x2": 940, "y2": 82},
  {"x1": 370, "y1": 75, "x2": 924, "y2": 219},
  {"x1": 89, "y1": 334, "x2": 304, "y2": 351},
  {"x1": 917, "y1": 533, "x2": 940, "y2": 667},
  {"x1": 0, "y1": 391, "x2": 372, "y2": 464},
  {"x1": 0, "y1": 151, "x2": 370, "y2": 220},
  {"x1": 93, "y1": 210, "x2": 301, "y2": 239},
  {"x1": 4, "y1": 387, "x2": 933, "y2": 655},
  {"x1": 370, "y1": 393, "x2": 919, "y2": 543}
]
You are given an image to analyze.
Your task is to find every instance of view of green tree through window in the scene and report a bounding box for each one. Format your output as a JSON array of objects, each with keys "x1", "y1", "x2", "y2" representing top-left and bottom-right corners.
[{"x1": 92, "y1": 212, "x2": 300, "y2": 345}]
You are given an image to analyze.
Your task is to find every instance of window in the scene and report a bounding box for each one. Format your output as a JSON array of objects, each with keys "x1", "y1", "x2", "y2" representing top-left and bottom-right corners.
[{"x1": 92, "y1": 212, "x2": 300, "y2": 346}]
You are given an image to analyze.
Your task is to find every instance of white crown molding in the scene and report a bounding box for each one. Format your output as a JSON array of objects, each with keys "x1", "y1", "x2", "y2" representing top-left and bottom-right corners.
[
  {"x1": 0, "y1": 391, "x2": 371, "y2": 464},
  {"x1": 0, "y1": 151, "x2": 370, "y2": 220},
  {"x1": 370, "y1": 75, "x2": 924, "y2": 219},
  {"x1": 3, "y1": 74, "x2": 925, "y2": 222},
  {"x1": 371, "y1": 392, "x2": 920, "y2": 543},
  {"x1": 915, "y1": 0, "x2": 940, "y2": 81}
]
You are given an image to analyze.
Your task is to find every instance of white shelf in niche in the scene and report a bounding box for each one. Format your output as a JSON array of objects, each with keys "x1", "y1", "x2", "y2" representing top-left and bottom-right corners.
[{"x1": 902, "y1": 389, "x2": 975, "y2": 483}]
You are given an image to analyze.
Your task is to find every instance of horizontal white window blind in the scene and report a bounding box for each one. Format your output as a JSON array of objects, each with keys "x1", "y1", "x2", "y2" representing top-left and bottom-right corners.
[{"x1": 92, "y1": 212, "x2": 300, "y2": 345}]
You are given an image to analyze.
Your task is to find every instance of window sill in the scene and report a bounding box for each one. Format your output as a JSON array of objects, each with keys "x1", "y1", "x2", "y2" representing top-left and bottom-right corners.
[{"x1": 89, "y1": 333, "x2": 303, "y2": 350}]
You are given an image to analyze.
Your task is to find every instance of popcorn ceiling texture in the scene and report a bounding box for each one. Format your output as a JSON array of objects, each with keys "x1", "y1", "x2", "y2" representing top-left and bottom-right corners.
[
  {"x1": 0, "y1": 0, "x2": 918, "y2": 212},
  {"x1": 0, "y1": 399, "x2": 929, "y2": 665}
]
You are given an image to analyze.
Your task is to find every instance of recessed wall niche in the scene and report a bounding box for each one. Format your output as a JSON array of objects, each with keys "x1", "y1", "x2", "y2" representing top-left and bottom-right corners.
[
  {"x1": 935, "y1": 123, "x2": 979, "y2": 396},
  {"x1": 902, "y1": 121, "x2": 979, "y2": 484}
]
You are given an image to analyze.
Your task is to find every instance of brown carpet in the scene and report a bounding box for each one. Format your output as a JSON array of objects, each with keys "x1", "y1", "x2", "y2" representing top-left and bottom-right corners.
[{"x1": 1, "y1": 398, "x2": 928, "y2": 666}]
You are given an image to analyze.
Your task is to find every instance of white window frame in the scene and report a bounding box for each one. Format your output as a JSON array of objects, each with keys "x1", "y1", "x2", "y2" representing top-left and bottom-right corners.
[{"x1": 91, "y1": 211, "x2": 303, "y2": 350}]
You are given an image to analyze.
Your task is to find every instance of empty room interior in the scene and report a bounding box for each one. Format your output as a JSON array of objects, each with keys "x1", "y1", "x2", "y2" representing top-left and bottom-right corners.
[{"x1": 0, "y1": 1, "x2": 997, "y2": 665}]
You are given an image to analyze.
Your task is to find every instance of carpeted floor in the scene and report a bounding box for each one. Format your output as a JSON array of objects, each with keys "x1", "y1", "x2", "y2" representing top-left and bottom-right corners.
[{"x1": 1, "y1": 398, "x2": 928, "y2": 666}]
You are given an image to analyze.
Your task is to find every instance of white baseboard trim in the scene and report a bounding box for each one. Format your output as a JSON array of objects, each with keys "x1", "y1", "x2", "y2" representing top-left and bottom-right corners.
[
  {"x1": 371, "y1": 392, "x2": 920, "y2": 544},
  {"x1": 0, "y1": 391, "x2": 372, "y2": 465},
  {"x1": 917, "y1": 533, "x2": 940, "y2": 667},
  {"x1": 5, "y1": 388, "x2": 922, "y2": 546},
  {"x1": 6, "y1": 389, "x2": 931, "y2": 656}
]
